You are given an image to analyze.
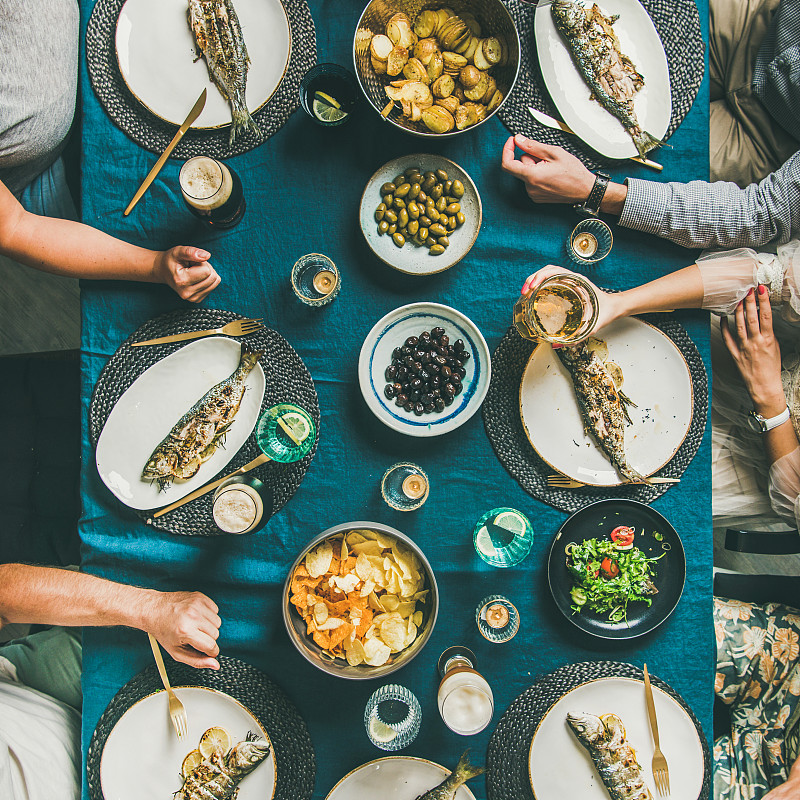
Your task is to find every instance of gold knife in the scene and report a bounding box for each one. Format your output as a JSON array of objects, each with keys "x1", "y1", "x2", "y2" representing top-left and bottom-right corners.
[
  {"x1": 150, "y1": 452, "x2": 270, "y2": 520},
  {"x1": 527, "y1": 106, "x2": 663, "y2": 171},
  {"x1": 124, "y1": 89, "x2": 207, "y2": 216}
]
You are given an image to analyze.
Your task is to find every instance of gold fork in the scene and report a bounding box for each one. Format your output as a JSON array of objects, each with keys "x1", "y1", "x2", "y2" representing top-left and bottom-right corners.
[
  {"x1": 131, "y1": 318, "x2": 263, "y2": 347},
  {"x1": 148, "y1": 633, "x2": 188, "y2": 740},
  {"x1": 643, "y1": 663, "x2": 670, "y2": 796},
  {"x1": 546, "y1": 475, "x2": 680, "y2": 488}
]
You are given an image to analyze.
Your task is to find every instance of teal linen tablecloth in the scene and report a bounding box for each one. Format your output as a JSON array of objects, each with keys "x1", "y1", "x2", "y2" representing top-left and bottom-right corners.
[{"x1": 78, "y1": 1, "x2": 711, "y2": 797}]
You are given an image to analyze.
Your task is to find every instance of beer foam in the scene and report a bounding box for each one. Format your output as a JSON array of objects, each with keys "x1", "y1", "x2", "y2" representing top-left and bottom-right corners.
[
  {"x1": 180, "y1": 156, "x2": 233, "y2": 211},
  {"x1": 213, "y1": 488, "x2": 257, "y2": 533}
]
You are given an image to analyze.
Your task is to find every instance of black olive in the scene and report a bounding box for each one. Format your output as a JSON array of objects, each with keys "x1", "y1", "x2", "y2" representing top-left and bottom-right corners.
[
  {"x1": 414, "y1": 349, "x2": 426, "y2": 360},
  {"x1": 459, "y1": 351, "x2": 470, "y2": 362},
  {"x1": 441, "y1": 365, "x2": 452, "y2": 379},
  {"x1": 404, "y1": 356, "x2": 415, "y2": 368},
  {"x1": 404, "y1": 401, "x2": 414, "y2": 412},
  {"x1": 431, "y1": 376, "x2": 441, "y2": 388},
  {"x1": 444, "y1": 383, "x2": 455, "y2": 396},
  {"x1": 410, "y1": 377, "x2": 422, "y2": 390},
  {"x1": 432, "y1": 388, "x2": 441, "y2": 398},
  {"x1": 424, "y1": 403, "x2": 435, "y2": 413},
  {"x1": 414, "y1": 403, "x2": 424, "y2": 416},
  {"x1": 409, "y1": 391, "x2": 420, "y2": 402},
  {"x1": 443, "y1": 394, "x2": 454, "y2": 406},
  {"x1": 397, "y1": 367, "x2": 408, "y2": 381},
  {"x1": 419, "y1": 352, "x2": 431, "y2": 364},
  {"x1": 385, "y1": 365, "x2": 397, "y2": 381},
  {"x1": 401, "y1": 345, "x2": 412, "y2": 356},
  {"x1": 421, "y1": 393, "x2": 433, "y2": 405},
  {"x1": 420, "y1": 331, "x2": 431, "y2": 342},
  {"x1": 435, "y1": 398, "x2": 445, "y2": 411},
  {"x1": 454, "y1": 339, "x2": 465, "y2": 352},
  {"x1": 454, "y1": 367, "x2": 466, "y2": 379},
  {"x1": 393, "y1": 382, "x2": 403, "y2": 393},
  {"x1": 395, "y1": 394, "x2": 407, "y2": 406},
  {"x1": 434, "y1": 355, "x2": 446, "y2": 366},
  {"x1": 384, "y1": 384, "x2": 396, "y2": 399},
  {"x1": 427, "y1": 363, "x2": 439, "y2": 375},
  {"x1": 413, "y1": 361, "x2": 423, "y2": 374},
  {"x1": 405, "y1": 336, "x2": 419, "y2": 348},
  {"x1": 420, "y1": 369, "x2": 431, "y2": 381},
  {"x1": 453, "y1": 382, "x2": 463, "y2": 395},
  {"x1": 439, "y1": 334, "x2": 450, "y2": 346},
  {"x1": 432, "y1": 326, "x2": 445, "y2": 338},
  {"x1": 392, "y1": 347, "x2": 403, "y2": 360}
]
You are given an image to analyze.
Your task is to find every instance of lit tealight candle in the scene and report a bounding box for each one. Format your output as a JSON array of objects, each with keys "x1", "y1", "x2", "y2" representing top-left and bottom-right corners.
[
  {"x1": 485, "y1": 603, "x2": 510, "y2": 629},
  {"x1": 313, "y1": 269, "x2": 336, "y2": 295},
  {"x1": 402, "y1": 473, "x2": 428, "y2": 500},
  {"x1": 573, "y1": 232, "x2": 598, "y2": 258}
]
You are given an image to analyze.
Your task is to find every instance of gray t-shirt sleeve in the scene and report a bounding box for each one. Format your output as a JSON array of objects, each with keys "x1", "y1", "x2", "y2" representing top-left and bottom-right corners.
[
  {"x1": 618, "y1": 149, "x2": 800, "y2": 250},
  {"x1": 0, "y1": 0, "x2": 79, "y2": 196}
]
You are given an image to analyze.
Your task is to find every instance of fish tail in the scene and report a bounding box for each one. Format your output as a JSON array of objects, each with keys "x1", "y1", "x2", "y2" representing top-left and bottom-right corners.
[
  {"x1": 228, "y1": 98, "x2": 261, "y2": 146},
  {"x1": 239, "y1": 347, "x2": 264, "y2": 371},
  {"x1": 452, "y1": 750, "x2": 485, "y2": 785},
  {"x1": 631, "y1": 128, "x2": 665, "y2": 159}
]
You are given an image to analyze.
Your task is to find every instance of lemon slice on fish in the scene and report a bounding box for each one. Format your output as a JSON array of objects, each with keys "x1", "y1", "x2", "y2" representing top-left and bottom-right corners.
[
  {"x1": 277, "y1": 412, "x2": 311, "y2": 444},
  {"x1": 368, "y1": 717, "x2": 398, "y2": 744},
  {"x1": 313, "y1": 91, "x2": 347, "y2": 123},
  {"x1": 198, "y1": 727, "x2": 232, "y2": 758},
  {"x1": 181, "y1": 749, "x2": 204, "y2": 777}
]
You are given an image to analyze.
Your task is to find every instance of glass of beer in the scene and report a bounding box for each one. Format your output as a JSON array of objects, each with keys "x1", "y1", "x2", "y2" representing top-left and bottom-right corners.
[
  {"x1": 212, "y1": 476, "x2": 270, "y2": 534},
  {"x1": 513, "y1": 273, "x2": 599, "y2": 345},
  {"x1": 567, "y1": 218, "x2": 613, "y2": 265},
  {"x1": 179, "y1": 156, "x2": 246, "y2": 229},
  {"x1": 437, "y1": 647, "x2": 494, "y2": 735}
]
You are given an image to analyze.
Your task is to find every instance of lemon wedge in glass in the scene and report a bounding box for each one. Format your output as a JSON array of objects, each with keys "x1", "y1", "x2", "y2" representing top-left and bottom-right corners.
[
  {"x1": 368, "y1": 716, "x2": 398, "y2": 743},
  {"x1": 313, "y1": 91, "x2": 347, "y2": 123}
]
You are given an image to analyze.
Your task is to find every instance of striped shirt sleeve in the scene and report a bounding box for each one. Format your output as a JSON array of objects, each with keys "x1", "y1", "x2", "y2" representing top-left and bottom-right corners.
[{"x1": 618, "y1": 150, "x2": 800, "y2": 250}]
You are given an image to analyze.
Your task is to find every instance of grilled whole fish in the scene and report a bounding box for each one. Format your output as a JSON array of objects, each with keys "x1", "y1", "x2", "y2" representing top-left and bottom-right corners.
[
  {"x1": 142, "y1": 346, "x2": 262, "y2": 487},
  {"x1": 556, "y1": 341, "x2": 644, "y2": 483},
  {"x1": 567, "y1": 712, "x2": 653, "y2": 800},
  {"x1": 551, "y1": 0, "x2": 664, "y2": 159},
  {"x1": 177, "y1": 738, "x2": 271, "y2": 800},
  {"x1": 188, "y1": 0, "x2": 261, "y2": 145},
  {"x1": 415, "y1": 751, "x2": 484, "y2": 800}
]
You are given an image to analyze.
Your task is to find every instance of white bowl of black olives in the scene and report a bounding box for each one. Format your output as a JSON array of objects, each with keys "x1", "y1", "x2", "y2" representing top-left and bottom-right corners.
[{"x1": 358, "y1": 302, "x2": 491, "y2": 436}]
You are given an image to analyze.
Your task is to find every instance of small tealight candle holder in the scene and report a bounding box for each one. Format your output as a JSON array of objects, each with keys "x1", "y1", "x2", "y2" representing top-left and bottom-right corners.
[
  {"x1": 476, "y1": 594, "x2": 520, "y2": 643},
  {"x1": 381, "y1": 463, "x2": 429, "y2": 511},
  {"x1": 567, "y1": 218, "x2": 613, "y2": 265},
  {"x1": 473, "y1": 507, "x2": 533, "y2": 568},
  {"x1": 291, "y1": 253, "x2": 341, "y2": 306}
]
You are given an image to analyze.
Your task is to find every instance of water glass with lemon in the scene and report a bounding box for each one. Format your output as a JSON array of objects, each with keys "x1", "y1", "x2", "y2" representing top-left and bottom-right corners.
[
  {"x1": 364, "y1": 684, "x2": 421, "y2": 750},
  {"x1": 473, "y1": 508, "x2": 534, "y2": 567},
  {"x1": 299, "y1": 64, "x2": 357, "y2": 127},
  {"x1": 256, "y1": 403, "x2": 316, "y2": 463}
]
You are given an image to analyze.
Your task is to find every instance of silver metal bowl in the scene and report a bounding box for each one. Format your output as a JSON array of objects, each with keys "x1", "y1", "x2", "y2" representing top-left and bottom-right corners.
[
  {"x1": 353, "y1": 0, "x2": 521, "y2": 138},
  {"x1": 283, "y1": 521, "x2": 439, "y2": 679}
]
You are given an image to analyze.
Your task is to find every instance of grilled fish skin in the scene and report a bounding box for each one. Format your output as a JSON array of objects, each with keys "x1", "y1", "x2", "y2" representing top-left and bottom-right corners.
[
  {"x1": 188, "y1": 0, "x2": 261, "y2": 146},
  {"x1": 177, "y1": 738, "x2": 271, "y2": 800},
  {"x1": 142, "y1": 347, "x2": 262, "y2": 487},
  {"x1": 556, "y1": 341, "x2": 644, "y2": 483},
  {"x1": 414, "y1": 751, "x2": 485, "y2": 800},
  {"x1": 551, "y1": 0, "x2": 664, "y2": 159},
  {"x1": 567, "y1": 712, "x2": 653, "y2": 800}
]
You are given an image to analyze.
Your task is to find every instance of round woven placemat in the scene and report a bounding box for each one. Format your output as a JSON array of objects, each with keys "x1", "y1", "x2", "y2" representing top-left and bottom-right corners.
[
  {"x1": 86, "y1": 655, "x2": 316, "y2": 800},
  {"x1": 89, "y1": 308, "x2": 320, "y2": 536},
  {"x1": 486, "y1": 660, "x2": 711, "y2": 800},
  {"x1": 498, "y1": 0, "x2": 704, "y2": 170},
  {"x1": 86, "y1": 0, "x2": 317, "y2": 158},
  {"x1": 481, "y1": 314, "x2": 708, "y2": 513}
]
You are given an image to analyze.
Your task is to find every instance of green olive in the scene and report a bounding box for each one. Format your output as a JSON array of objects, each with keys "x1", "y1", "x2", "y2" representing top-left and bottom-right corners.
[
  {"x1": 407, "y1": 219, "x2": 419, "y2": 236},
  {"x1": 446, "y1": 202, "x2": 461, "y2": 215},
  {"x1": 378, "y1": 220, "x2": 389, "y2": 235},
  {"x1": 436, "y1": 196, "x2": 447, "y2": 213},
  {"x1": 417, "y1": 190, "x2": 428, "y2": 203},
  {"x1": 405, "y1": 166, "x2": 421, "y2": 177},
  {"x1": 430, "y1": 184, "x2": 443, "y2": 200},
  {"x1": 438, "y1": 236, "x2": 450, "y2": 247},
  {"x1": 395, "y1": 182, "x2": 411, "y2": 198},
  {"x1": 419, "y1": 215, "x2": 432, "y2": 228},
  {"x1": 456, "y1": 212, "x2": 466, "y2": 226},
  {"x1": 448, "y1": 216, "x2": 458, "y2": 231},
  {"x1": 393, "y1": 173, "x2": 405, "y2": 185},
  {"x1": 451, "y1": 180, "x2": 465, "y2": 198},
  {"x1": 422, "y1": 176, "x2": 435, "y2": 193},
  {"x1": 429, "y1": 223, "x2": 447, "y2": 237},
  {"x1": 392, "y1": 232, "x2": 406, "y2": 247},
  {"x1": 375, "y1": 203, "x2": 386, "y2": 221},
  {"x1": 435, "y1": 169, "x2": 449, "y2": 182},
  {"x1": 445, "y1": 196, "x2": 458, "y2": 205},
  {"x1": 398, "y1": 208, "x2": 409, "y2": 227},
  {"x1": 381, "y1": 182, "x2": 396, "y2": 196},
  {"x1": 428, "y1": 208, "x2": 440, "y2": 222},
  {"x1": 408, "y1": 202, "x2": 420, "y2": 219},
  {"x1": 418, "y1": 227, "x2": 429, "y2": 242},
  {"x1": 444, "y1": 180, "x2": 453, "y2": 195},
  {"x1": 409, "y1": 183, "x2": 421, "y2": 199},
  {"x1": 384, "y1": 209, "x2": 398, "y2": 224},
  {"x1": 388, "y1": 223, "x2": 397, "y2": 235},
  {"x1": 393, "y1": 198, "x2": 406, "y2": 210},
  {"x1": 440, "y1": 215, "x2": 452, "y2": 228},
  {"x1": 429, "y1": 244, "x2": 446, "y2": 255},
  {"x1": 383, "y1": 193, "x2": 394, "y2": 206}
]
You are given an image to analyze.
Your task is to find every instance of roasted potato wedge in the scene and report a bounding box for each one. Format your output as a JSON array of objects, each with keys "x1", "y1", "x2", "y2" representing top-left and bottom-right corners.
[{"x1": 421, "y1": 105, "x2": 455, "y2": 134}]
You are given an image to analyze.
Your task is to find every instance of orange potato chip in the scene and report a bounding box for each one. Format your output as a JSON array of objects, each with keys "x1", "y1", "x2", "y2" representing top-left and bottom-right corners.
[
  {"x1": 312, "y1": 630, "x2": 331, "y2": 649},
  {"x1": 329, "y1": 621, "x2": 355, "y2": 650},
  {"x1": 355, "y1": 607, "x2": 374, "y2": 638}
]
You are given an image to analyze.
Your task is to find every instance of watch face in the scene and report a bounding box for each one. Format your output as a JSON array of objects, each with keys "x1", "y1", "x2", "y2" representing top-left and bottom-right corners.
[{"x1": 747, "y1": 412, "x2": 766, "y2": 432}]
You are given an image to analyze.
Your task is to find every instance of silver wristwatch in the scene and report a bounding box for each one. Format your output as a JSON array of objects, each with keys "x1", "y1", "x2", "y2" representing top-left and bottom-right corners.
[{"x1": 747, "y1": 405, "x2": 791, "y2": 433}]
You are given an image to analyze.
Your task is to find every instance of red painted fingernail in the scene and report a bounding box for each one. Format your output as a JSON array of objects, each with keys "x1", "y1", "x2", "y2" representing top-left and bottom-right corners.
[
  {"x1": 748, "y1": 287, "x2": 754, "y2": 296},
  {"x1": 758, "y1": 284, "x2": 766, "y2": 295}
]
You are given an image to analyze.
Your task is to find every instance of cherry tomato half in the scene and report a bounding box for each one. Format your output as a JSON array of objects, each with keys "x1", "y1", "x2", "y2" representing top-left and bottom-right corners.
[
  {"x1": 610, "y1": 525, "x2": 635, "y2": 549},
  {"x1": 600, "y1": 557, "x2": 620, "y2": 579}
]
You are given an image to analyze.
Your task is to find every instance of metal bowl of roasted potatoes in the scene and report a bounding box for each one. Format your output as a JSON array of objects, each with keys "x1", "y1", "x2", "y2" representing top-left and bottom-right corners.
[{"x1": 354, "y1": 0, "x2": 520, "y2": 137}]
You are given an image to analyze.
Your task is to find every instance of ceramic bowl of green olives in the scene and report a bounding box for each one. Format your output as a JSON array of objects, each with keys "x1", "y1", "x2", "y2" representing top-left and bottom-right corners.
[{"x1": 359, "y1": 154, "x2": 482, "y2": 275}]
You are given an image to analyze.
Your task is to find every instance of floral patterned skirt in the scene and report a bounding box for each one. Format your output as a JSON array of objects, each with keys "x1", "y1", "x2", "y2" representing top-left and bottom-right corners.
[{"x1": 714, "y1": 597, "x2": 800, "y2": 799}]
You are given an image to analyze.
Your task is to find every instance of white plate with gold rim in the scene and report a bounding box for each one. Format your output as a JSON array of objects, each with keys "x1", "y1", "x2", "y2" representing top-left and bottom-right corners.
[
  {"x1": 95, "y1": 337, "x2": 265, "y2": 510},
  {"x1": 326, "y1": 756, "x2": 477, "y2": 800},
  {"x1": 528, "y1": 676, "x2": 704, "y2": 800},
  {"x1": 115, "y1": 0, "x2": 291, "y2": 129},
  {"x1": 100, "y1": 686, "x2": 276, "y2": 800},
  {"x1": 519, "y1": 317, "x2": 693, "y2": 486}
]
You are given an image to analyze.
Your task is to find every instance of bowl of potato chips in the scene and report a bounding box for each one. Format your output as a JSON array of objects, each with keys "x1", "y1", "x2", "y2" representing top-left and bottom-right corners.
[{"x1": 284, "y1": 522, "x2": 438, "y2": 679}]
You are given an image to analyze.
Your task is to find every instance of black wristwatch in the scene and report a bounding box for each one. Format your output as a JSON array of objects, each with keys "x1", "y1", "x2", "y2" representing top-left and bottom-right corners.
[{"x1": 574, "y1": 171, "x2": 611, "y2": 217}]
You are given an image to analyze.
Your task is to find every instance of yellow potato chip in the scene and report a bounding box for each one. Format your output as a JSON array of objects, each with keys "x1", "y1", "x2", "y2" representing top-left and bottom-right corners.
[
  {"x1": 368, "y1": 591, "x2": 383, "y2": 611},
  {"x1": 306, "y1": 541, "x2": 333, "y2": 578},
  {"x1": 345, "y1": 637, "x2": 366, "y2": 666},
  {"x1": 363, "y1": 636, "x2": 391, "y2": 666},
  {"x1": 397, "y1": 601, "x2": 416, "y2": 618},
  {"x1": 360, "y1": 579, "x2": 375, "y2": 598},
  {"x1": 340, "y1": 537, "x2": 349, "y2": 562},
  {"x1": 380, "y1": 594, "x2": 400, "y2": 612},
  {"x1": 412, "y1": 610, "x2": 423, "y2": 627},
  {"x1": 313, "y1": 602, "x2": 328, "y2": 626},
  {"x1": 346, "y1": 531, "x2": 367, "y2": 546},
  {"x1": 380, "y1": 617, "x2": 407, "y2": 652},
  {"x1": 333, "y1": 573, "x2": 360, "y2": 594},
  {"x1": 316, "y1": 617, "x2": 346, "y2": 631},
  {"x1": 404, "y1": 618, "x2": 417, "y2": 647},
  {"x1": 352, "y1": 540, "x2": 383, "y2": 558}
]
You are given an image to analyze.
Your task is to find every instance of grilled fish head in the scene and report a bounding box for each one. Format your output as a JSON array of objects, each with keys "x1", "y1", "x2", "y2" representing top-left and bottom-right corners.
[
  {"x1": 142, "y1": 448, "x2": 179, "y2": 480},
  {"x1": 566, "y1": 711, "x2": 606, "y2": 745},
  {"x1": 226, "y1": 739, "x2": 271, "y2": 776}
]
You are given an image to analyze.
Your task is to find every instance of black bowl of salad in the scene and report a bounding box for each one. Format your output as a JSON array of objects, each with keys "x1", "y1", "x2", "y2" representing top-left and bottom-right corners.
[{"x1": 547, "y1": 499, "x2": 686, "y2": 639}]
